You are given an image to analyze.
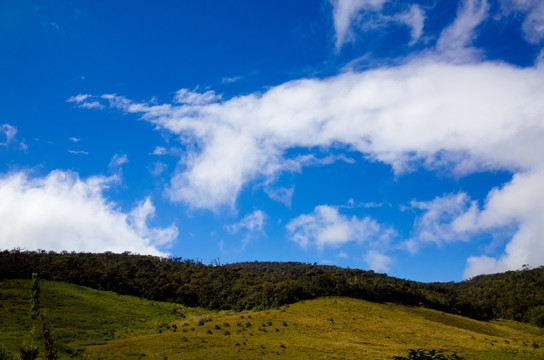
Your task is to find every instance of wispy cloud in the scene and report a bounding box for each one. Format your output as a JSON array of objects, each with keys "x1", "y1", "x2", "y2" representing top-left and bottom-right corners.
[
  {"x1": 67, "y1": 150, "x2": 89, "y2": 155},
  {"x1": 109, "y1": 153, "x2": 128, "y2": 168},
  {"x1": 0, "y1": 124, "x2": 17, "y2": 146},
  {"x1": 174, "y1": 88, "x2": 221, "y2": 105},
  {"x1": 227, "y1": 210, "x2": 267, "y2": 247},
  {"x1": 227, "y1": 210, "x2": 266, "y2": 234},
  {"x1": 67, "y1": 94, "x2": 104, "y2": 109},
  {"x1": 436, "y1": 0, "x2": 490, "y2": 61},
  {"x1": 221, "y1": 76, "x2": 242, "y2": 84},
  {"x1": 330, "y1": 0, "x2": 426, "y2": 51},
  {"x1": 150, "y1": 146, "x2": 167, "y2": 156},
  {"x1": 330, "y1": 0, "x2": 389, "y2": 50},
  {"x1": 499, "y1": 0, "x2": 544, "y2": 44}
]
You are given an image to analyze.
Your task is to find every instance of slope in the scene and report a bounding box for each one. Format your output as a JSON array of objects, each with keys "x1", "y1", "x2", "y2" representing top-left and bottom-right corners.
[{"x1": 2, "y1": 279, "x2": 544, "y2": 360}]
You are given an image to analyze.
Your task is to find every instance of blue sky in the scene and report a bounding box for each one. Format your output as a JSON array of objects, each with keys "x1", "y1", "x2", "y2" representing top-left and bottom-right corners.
[{"x1": 1, "y1": 0, "x2": 544, "y2": 282}]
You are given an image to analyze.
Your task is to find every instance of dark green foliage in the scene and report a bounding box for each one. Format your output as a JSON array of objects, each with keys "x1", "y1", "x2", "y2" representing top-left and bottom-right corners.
[
  {"x1": 29, "y1": 273, "x2": 39, "y2": 322},
  {"x1": 392, "y1": 348, "x2": 463, "y2": 360},
  {"x1": 1, "y1": 250, "x2": 544, "y2": 326},
  {"x1": 0, "y1": 345, "x2": 16, "y2": 360},
  {"x1": 18, "y1": 345, "x2": 38, "y2": 360},
  {"x1": 39, "y1": 312, "x2": 58, "y2": 360}
]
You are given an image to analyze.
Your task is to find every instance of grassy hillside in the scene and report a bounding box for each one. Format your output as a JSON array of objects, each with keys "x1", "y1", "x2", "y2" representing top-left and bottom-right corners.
[
  {"x1": 1, "y1": 279, "x2": 544, "y2": 360},
  {"x1": 0, "y1": 279, "x2": 202, "y2": 359}
]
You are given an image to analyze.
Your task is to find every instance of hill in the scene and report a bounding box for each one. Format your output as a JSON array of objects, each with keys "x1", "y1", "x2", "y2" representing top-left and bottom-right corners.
[
  {"x1": 1, "y1": 279, "x2": 544, "y2": 359},
  {"x1": 1, "y1": 250, "x2": 544, "y2": 326}
]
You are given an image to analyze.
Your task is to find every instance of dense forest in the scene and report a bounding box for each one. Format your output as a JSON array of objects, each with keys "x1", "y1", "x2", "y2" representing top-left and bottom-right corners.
[{"x1": 1, "y1": 249, "x2": 543, "y2": 327}]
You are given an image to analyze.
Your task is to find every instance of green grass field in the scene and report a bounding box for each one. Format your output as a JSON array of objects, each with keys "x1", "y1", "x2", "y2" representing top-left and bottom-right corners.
[{"x1": 1, "y1": 279, "x2": 543, "y2": 360}]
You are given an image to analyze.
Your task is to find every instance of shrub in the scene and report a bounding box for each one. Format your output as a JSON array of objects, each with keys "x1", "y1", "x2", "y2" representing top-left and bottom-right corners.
[
  {"x1": 393, "y1": 348, "x2": 463, "y2": 360},
  {"x1": 0, "y1": 345, "x2": 16, "y2": 360}
]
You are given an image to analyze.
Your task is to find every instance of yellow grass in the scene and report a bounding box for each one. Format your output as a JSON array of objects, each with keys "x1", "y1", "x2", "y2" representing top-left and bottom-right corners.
[{"x1": 84, "y1": 297, "x2": 544, "y2": 360}]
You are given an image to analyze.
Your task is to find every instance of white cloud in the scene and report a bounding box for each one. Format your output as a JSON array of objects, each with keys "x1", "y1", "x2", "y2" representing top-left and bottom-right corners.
[
  {"x1": 330, "y1": 0, "x2": 425, "y2": 50},
  {"x1": 67, "y1": 94, "x2": 104, "y2": 109},
  {"x1": 174, "y1": 88, "x2": 221, "y2": 105},
  {"x1": 151, "y1": 146, "x2": 167, "y2": 155},
  {"x1": 404, "y1": 192, "x2": 474, "y2": 253},
  {"x1": 69, "y1": 137, "x2": 81, "y2": 143},
  {"x1": 0, "y1": 170, "x2": 177, "y2": 255},
  {"x1": 109, "y1": 153, "x2": 129, "y2": 168},
  {"x1": 84, "y1": 60, "x2": 544, "y2": 213},
  {"x1": 264, "y1": 186, "x2": 294, "y2": 207},
  {"x1": 403, "y1": 170, "x2": 544, "y2": 278},
  {"x1": 363, "y1": 249, "x2": 392, "y2": 272},
  {"x1": 286, "y1": 205, "x2": 394, "y2": 249},
  {"x1": 67, "y1": 94, "x2": 91, "y2": 103},
  {"x1": 148, "y1": 162, "x2": 168, "y2": 177},
  {"x1": 330, "y1": 0, "x2": 389, "y2": 50},
  {"x1": 396, "y1": 5, "x2": 425, "y2": 46},
  {"x1": 499, "y1": 0, "x2": 544, "y2": 43},
  {"x1": 73, "y1": 28, "x2": 544, "y2": 277},
  {"x1": 128, "y1": 197, "x2": 178, "y2": 247},
  {"x1": 227, "y1": 210, "x2": 267, "y2": 247},
  {"x1": 0, "y1": 124, "x2": 17, "y2": 146},
  {"x1": 67, "y1": 150, "x2": 89, "y2": 155},
  {"x1": 227, "y1": 210, "x2": 266, "y2": 234},
  {"x1": 436, "y1": 0, "x2": 490, "y2": 61},
  {"x1": 461, "y1": 170, "x2": 544, "y2": 278}
]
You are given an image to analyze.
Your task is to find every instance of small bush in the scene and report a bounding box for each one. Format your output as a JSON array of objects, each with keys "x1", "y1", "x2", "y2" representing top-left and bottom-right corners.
[
  {"x1": 0, "y1": 345, "x2": 16, "y2": 360},
  {"x1": 393, "y1": 348, "x2": 463, "y2": 360}
]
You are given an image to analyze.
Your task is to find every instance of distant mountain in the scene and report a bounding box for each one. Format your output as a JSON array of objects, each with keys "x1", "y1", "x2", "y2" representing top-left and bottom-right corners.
[{"x1": 1, "y1": 250, "x2": 543, "y2": 327}]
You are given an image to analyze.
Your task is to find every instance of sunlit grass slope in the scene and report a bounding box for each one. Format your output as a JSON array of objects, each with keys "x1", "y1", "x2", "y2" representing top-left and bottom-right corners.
[
  {"x1": 2, "y1": 279, "x2": 544, "y2": 360},
  {"x1": 84, "y1": 297, "x2": 544, "y2": 360},
  {"x1": 0, "y1": 279, "x2": 202, "y2": 359}
]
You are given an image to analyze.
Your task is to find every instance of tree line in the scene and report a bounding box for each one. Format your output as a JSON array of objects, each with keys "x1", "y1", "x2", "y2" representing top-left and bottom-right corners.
[{"x1": 1, "y1": 250, "x2": 543, "y2": 327}]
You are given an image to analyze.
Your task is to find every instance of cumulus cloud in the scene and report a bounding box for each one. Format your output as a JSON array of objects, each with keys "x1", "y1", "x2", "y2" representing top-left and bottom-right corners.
[
  {"x1": 0, "y1": 170, "x2": 177, "y2": 255},
  {"x1": 461, "y1": 170, "x2": 544, "y2": 278},
  {"x1": 403, "y1": 169, "x2": 544, "y2": 278},
  {"x1": 0, "y1": 124, "x2": 17, "y2": 146},
  {"x1": 71, "y1": 1, "x2": 544, "y2": 276},
  {"x1": 286, "y1": 205, "x2": 395, "y2": 249},
  {"x1": 78, "y1": 60, "x2": 544, "y2": 210}
]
